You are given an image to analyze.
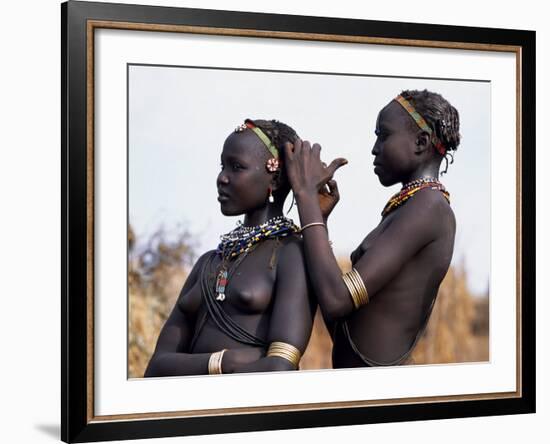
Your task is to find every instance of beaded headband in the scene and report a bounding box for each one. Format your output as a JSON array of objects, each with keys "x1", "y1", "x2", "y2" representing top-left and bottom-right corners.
[
  {"x1": 394, "y1": 95, "x2": 447, "y2": 156},
  {"x1": 235, "y1": 119, "x2": 280, "y2": 172}
]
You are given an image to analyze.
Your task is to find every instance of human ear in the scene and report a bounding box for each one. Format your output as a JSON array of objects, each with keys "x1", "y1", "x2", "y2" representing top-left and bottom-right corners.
[
  {"x1": 414, "y1": 131, "x2": 431, "y2": 154},
  {"x1": 269, "y1": 169, "x2": 283, "y2": 192}
]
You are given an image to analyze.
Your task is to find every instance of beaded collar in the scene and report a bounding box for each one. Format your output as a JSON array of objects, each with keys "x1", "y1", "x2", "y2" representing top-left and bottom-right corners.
[
  {"x1": 381, "y1": 177, "x2": 450, "y2": 217},
  {"x1": 216, "y1": 215, "x2": 299, "y2": 259}
]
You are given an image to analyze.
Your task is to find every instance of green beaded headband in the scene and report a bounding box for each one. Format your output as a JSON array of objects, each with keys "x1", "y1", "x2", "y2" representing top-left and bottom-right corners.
[
  {"x1": 244, "y1": 119, "x2": 279, "y2": 159},
  {"x1": 235, "y1": 120, "x2": 279, "y2": 159},
  {"x1": 235, "y1": 119, "x2": 280, "y2": 172}
]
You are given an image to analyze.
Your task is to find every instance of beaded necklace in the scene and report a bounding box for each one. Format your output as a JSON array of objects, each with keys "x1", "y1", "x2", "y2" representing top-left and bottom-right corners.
[
  {"x1": 200, "y1": 250, "x2": 268, "y2": 347},
  {"x1": 213, "y1": 215, "x2": 299, "y2": 301},
  {"x1": 381, "y1": 177, "x2": 450, "y2": 217},
  {"x1": 217, "y1": 215, "x2": 299, "y2": 258}
]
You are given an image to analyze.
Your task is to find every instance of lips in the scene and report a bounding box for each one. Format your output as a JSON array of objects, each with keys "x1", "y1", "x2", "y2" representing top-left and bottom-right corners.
[{"x1": 217, "y1": 190, "x2": 230, "y2": 202}]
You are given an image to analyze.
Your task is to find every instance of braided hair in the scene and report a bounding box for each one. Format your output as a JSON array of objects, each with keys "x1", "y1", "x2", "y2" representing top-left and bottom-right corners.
[
  {"x1": 246, "y1": 119, "x2": 299, "y2": 200},
  {"x1": 248, "y1": 119, "x2": 300, "y2": 153},
  {"x1": 399, "y1": 89, "x2": 461, "y2": 174}
]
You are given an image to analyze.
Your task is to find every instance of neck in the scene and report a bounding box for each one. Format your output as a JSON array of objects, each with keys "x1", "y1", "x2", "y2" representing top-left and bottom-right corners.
[
  {"x1": 402, "y1": 164, "x2": 440, "y2": 186},
  {"x1": 243, "y1": 201, "x2": 285, "y2": 227}
]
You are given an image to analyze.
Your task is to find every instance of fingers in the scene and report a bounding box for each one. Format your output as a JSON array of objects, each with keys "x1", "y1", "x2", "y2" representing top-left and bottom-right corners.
[
  {"x1": 285, "y1": 140, "x2": 344, "y2": 182},
  {"x1": 293, "y1": 139, "x2": 304, "y2": 157},
  {"x1": 284, "y1": 141, "x2": 295, "y2": 160},
  {"x1": 319, "y1": 182, "x2": 330, "y2": 195},
  {"x1": 285, "y1": 139, "x2": 322, "y2": 157},
  {"x1": 300, "y1": 140, "x2": 311, "y2": 157},
  {"x1": 311, "y1": 143, "x2": 322, "y2": 160},
  {"x1": 327, "y1": 179, "x2": 340, "y2": 201},
  {"x1": 326, "y1": 157, "x2": 348, "y2": 177},
  {"x1": 284, "y1": 139, "x2": 312, "y2": 160}
]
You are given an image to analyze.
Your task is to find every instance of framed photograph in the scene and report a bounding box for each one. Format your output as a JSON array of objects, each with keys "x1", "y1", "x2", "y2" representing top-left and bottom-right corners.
[{"x1": 62, "y1": 0, "x2": 535, "y2": 442}]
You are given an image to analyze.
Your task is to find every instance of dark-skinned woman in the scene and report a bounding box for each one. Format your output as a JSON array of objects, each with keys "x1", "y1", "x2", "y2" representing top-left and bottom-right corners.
[
  {"x1": 284, "y1": 89, "x2": 460, "y2": 368},
  {"x1": 145, "y1": 119, "x2": 316, "y2": 377}
]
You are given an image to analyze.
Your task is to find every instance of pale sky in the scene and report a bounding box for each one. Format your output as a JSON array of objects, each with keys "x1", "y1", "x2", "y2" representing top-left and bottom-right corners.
[{"x1": 128, "y1": 64, "x2": 490, "y2": 295}]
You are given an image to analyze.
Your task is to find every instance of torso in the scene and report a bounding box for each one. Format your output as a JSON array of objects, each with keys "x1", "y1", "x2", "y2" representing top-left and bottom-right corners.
[
  {"x1": 332, "y1": 189, "x2": 456, "y2": 368},
  {"x1": 177, "y1": 238, "x2": 289, "y2": 353}
]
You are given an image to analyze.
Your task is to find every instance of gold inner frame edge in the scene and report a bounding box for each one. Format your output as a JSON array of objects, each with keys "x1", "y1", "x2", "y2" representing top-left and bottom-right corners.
[{"x1": 85, "y1": 19, "x2": 523, "y2": 423}]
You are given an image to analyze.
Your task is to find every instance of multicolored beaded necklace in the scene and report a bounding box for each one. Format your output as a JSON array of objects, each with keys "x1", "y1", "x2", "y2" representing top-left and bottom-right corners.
[
  {"x1": 213, "y1": 216, "x2": 299, "y2": 301},
  {"x1": 381, "y1": 177, "x2": 450, "y2": 217}
]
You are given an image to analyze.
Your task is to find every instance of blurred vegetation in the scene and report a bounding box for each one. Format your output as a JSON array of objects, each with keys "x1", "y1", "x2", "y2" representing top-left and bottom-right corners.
[
  {"x1": 410, "y1": 266, "x2": 489, "y2": 364},
  {"x1": 128, "y1": 224, "x2": 196, "y2": 378},
  {"x1": 128, "y1": 224, "x2": 489, "y2": 378}
]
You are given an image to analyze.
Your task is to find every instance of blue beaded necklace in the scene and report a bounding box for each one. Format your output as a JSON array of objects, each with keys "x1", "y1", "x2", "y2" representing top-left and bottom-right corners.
[{"x1": 213, "y1": 216, "x2": 299, "y2": 301}]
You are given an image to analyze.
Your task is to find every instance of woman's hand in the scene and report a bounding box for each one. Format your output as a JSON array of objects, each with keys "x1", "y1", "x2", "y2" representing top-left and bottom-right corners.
[
  {"x1": 318, "y1": 179, "x2": 340, "y2": 222},
  {"x1": 221, "y1": 347, "x2": 265, "y2": 374},
  {"x1": 284, "y1": 140, "x2": 347, "y2": 199}
]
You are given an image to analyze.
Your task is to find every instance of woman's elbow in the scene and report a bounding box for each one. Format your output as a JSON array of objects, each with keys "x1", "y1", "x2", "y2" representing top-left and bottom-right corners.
[
  {"x1": 314, "y1": 280, "x2": 353, "y2": 322},
  {"x1": 318, "y1": 295, "x2": 350, "y2": 323}
]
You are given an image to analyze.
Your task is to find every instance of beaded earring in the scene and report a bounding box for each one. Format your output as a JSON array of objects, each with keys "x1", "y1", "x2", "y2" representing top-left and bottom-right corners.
[{"x1": 268, "y1": 187, "x2": 274, "y2": 203}]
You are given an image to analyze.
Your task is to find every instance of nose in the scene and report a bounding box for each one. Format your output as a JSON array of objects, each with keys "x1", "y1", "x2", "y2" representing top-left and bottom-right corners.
[
  {"x1": 371, "y1": 140, "x2": 380, "y2": 156},
  {"x1": 217, "y1": 170, "x2": 229, "y2": 187}
]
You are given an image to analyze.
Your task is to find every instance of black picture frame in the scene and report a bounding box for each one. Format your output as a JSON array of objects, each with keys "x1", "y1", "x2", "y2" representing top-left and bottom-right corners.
[{"x1": 61, "y1": 1, "x2": 536, "y2": 442}]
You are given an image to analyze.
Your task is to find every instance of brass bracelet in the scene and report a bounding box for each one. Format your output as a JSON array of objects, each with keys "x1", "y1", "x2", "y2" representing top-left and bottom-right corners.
[
  {"x1": 300, "y1": 221, "x2": 326, "y2": 233},
  {"x1": 208, "y1": 349, "x2": 226, "y2": 375},
  {"x1": 267, "y1": 341, "x2": 301, "y2": 369},
  {"x1": 350, "y1": 268, "x2": 369, "y2": 307},
  {"x1": 342, "y1": 268, "x2": 369, "y2": 309}
]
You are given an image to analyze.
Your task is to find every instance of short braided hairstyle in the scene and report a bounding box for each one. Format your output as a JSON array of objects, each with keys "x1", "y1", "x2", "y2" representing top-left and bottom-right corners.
[
  {"x1": 399, "y1": 89, "x2": 461, "y2": 174},
  {"x1": 246, "y1": 118, "x2": 300, "y2": 201},
  {"x1": 247, "y1": 119, "x2": 300, "y2": 155}
]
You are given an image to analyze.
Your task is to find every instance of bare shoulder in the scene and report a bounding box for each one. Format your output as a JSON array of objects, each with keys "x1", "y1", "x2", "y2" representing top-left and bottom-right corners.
[
  {"x1": 396, "y1": 187, "x2": 455, "y2": 237},
  {"x1": 279, "y1": 233, "x2": 304, "y2": 248},
  {"x1": 184, "y1": 249, "x2": 216, "y2": 274},
  {"x1": 277, "y1": 235, "x2": 306, "y2": 265},
  {"x1": 407, "y1": 188, "x2": 453, "y2": 216},
  {"x1": 195, "y1": 249, "x2": 217, "y2": 263},
  {"x1": 177, "y1": 249, "x2": 216, "y2": 296}
]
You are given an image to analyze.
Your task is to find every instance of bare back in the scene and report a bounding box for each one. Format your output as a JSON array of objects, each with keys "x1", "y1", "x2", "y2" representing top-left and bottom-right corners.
[{"x1": 332, "y1": 188, "x2": 456, "y2": 367}]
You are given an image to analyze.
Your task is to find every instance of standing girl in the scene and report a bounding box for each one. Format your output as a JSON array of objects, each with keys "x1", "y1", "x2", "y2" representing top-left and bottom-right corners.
[{"x1": 285, "y1": 89, "x2": 460, "y2": 367}]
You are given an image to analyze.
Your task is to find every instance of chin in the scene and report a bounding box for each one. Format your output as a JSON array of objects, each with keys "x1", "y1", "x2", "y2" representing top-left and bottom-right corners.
[
  {"x1": 220, "y1": 209, "x2": 240, "y2": 217},
  {"x1": 220, "y1": 204, "x2": 244, "y2": 216},
  {"x1": 219, "y1": 204, "x2": 237, "y2": 216},
  {"x1": 377, "y1": 175, "x2": 400, "y2": 187},
  {"x1": 375, "y1": 172, "x2": 391, "y2": 187}
]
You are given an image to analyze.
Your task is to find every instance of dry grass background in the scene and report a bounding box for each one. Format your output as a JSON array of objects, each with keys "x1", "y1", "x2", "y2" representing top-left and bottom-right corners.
[{"x1": 128, "y1": 225, "x2": 489, "y2": 378}]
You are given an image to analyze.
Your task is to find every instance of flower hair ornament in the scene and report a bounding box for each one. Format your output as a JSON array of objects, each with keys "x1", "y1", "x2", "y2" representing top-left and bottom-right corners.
[{"x1": 235, "y1": 119, "x2": 281, "y2": 172}]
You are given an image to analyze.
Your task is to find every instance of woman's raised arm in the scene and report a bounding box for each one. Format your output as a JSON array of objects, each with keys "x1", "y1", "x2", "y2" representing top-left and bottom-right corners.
[{"x1": 284, "y1": 140, "x2": 446, "y2": 322}]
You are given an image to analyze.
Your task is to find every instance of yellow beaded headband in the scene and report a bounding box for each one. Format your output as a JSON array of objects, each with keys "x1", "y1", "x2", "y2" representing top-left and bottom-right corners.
[{"x1": 394, "y1": 95, "x2": 447, "y2": 155}]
